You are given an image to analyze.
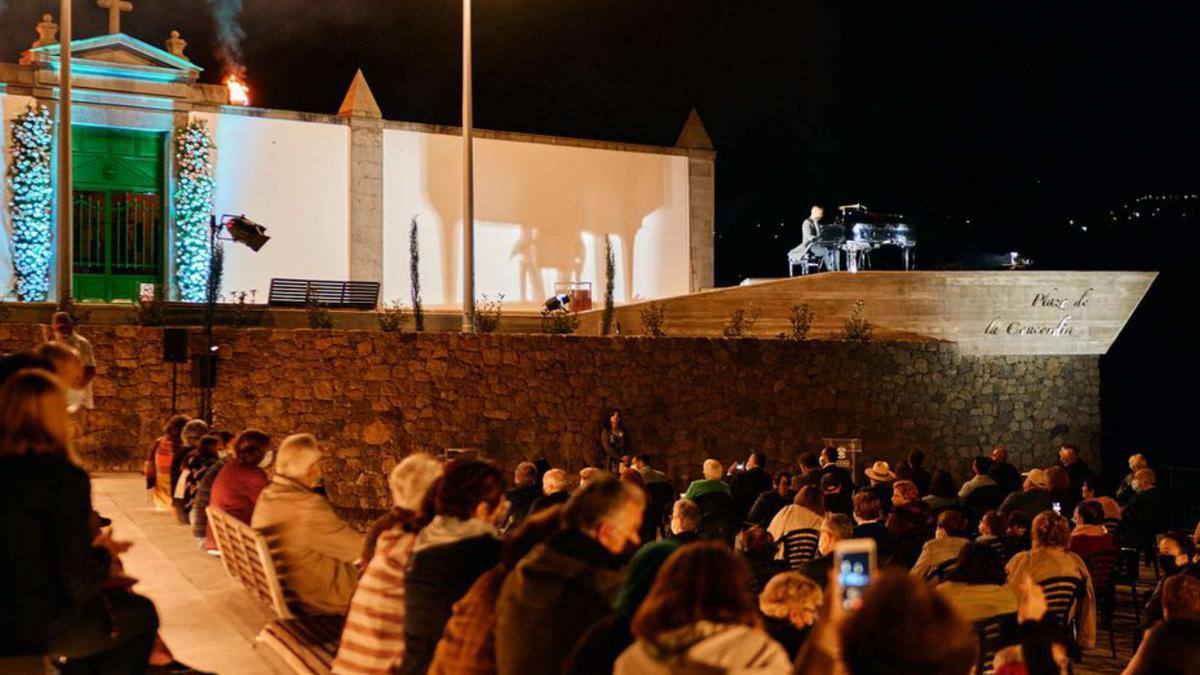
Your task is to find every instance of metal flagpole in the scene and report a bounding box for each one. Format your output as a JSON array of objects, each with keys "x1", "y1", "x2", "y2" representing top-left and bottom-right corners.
[
  {"x1": 57, "y1": 0, "x2": 73, "y2": 301},
  {"x1": 461, "y1": 0, "x2": 476, "y2": 332}
]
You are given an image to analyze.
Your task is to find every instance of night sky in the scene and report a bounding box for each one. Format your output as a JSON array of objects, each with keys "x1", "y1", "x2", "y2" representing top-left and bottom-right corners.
[{"x1": 1, "y1": 1, "x2": 1197, "y2": 470}]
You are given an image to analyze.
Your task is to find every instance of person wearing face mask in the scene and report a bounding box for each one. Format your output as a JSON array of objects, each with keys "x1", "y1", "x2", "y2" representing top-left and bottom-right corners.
[
  {"x1": 496, "y1": 476, "x2": 645, "y2": 675},
  {"x1": 401, "y1": 459, "x2": 509, "y2": 675},
  {"x1": 1139, "y1": 532, "x2": 1200, "y2": 631},
  {"x1": 251, "y1": 433, "x2": 362, "y2": 615},
  {"x1": 799, "y1": 513, "x2": 854, "y2": 590}
]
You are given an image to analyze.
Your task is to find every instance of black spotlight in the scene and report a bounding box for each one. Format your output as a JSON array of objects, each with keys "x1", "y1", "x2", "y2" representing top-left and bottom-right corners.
[
  {"x1": 543, "y1": 293, "x2": 571, "y2": 311},
  {"x1": 223, "y1": 214, "x2": 270, "y2": 251}
]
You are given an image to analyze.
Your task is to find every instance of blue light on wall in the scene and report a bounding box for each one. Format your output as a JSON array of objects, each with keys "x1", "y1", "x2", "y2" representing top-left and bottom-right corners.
[
  {"x1": 174, "y1": 120, "x2": 215, "y2": 302},
  {"x1": 5, "y1": 105, "x2": 55, "y2": 301}
]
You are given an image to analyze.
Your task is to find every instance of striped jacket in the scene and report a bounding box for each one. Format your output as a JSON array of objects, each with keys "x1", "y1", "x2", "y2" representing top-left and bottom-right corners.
[{"x1": 332, "y1": 528, "x2": 415, "y2": 674}]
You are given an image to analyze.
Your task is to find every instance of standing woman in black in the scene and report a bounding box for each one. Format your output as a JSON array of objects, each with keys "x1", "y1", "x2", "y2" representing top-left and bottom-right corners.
[
  {"x1": 0, "y1": 367, "x2": 159, "y2": 673},
  {"x1": 598, "y1": 408, "x2": 631, "y2": 471}
]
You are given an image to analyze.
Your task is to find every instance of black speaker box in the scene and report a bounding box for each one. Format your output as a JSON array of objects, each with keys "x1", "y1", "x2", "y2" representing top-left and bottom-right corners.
[
  {"x1": 191, "y1": 353, "x2": 218, "y2": 388},
  {"x1": 163, "y1": 328, "x2": 189, "y2": 363}
]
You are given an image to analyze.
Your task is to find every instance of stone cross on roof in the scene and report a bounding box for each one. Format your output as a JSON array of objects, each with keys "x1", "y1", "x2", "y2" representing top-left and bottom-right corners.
[{"x1": 97, "y1": 0, "x2": 133, "y2": 35}]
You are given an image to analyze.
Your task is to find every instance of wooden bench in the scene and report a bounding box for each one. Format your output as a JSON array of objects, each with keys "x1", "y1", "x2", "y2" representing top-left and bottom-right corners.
[
  {"x1": 206, "y1": 507, "x2": 344, "y2": 675},
  {"x1": 267, "y1": 278, "x2": 380, "y2": 310}
]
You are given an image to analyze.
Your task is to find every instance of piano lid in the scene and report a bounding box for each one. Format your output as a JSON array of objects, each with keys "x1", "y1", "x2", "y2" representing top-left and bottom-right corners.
[{"x1": 835, "y1": 203, "x2": 913, "y2": 228}]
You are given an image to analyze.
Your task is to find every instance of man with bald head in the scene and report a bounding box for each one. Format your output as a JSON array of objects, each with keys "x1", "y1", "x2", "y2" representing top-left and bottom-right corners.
[
  {"x1": 988, "y1": 445, "x2": 1022, "y2": 495},
  {"x1": 529, "y1": 468, "x2": 570, "y2": 514}
]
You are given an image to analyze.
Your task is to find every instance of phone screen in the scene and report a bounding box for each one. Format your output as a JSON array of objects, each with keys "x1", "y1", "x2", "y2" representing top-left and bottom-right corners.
[
  {"x1": 838, "y1": 550, "x2": 872, "y2": 610},
  {"x1": 1052, "y1": 501, "x2": 1062, "y2": 515}
]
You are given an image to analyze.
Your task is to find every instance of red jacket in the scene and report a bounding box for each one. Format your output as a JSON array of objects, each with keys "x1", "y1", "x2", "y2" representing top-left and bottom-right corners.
[{"x1": 205, "y1": 460, "x2": 268, "y2": 550}]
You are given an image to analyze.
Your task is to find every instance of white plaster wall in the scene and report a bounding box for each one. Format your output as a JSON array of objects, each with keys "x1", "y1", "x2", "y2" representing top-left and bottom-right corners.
[
  {"x1": 0, "y1": 94, "x2": 38, "y2": 299},
  {"x1": 193, "y1": 111, "x2": 350, "y2": 299},
  {"x1": 382, "y1": 130, "x2": 691, "y2": 308}
]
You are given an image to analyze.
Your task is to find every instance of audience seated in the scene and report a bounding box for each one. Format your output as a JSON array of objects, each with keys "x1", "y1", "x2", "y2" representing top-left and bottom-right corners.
[
  {"x1": 923, "y1": 469, "x2": 961, "y2": 512},
  {"x1": 145, "y1": 414, "x2": 188, "y2": 512},
  {"x1": 172, "y1": 419, "x2": 210, "y2": 524},
  {"x1": 1046, "y1": 465, "x2": 1075, "y2": 517},
  {"x1": 430, "y1": 505, "x2": 564, "y2": 675},
  {"x1": 615, "y1": 541, "x2": 792, "y2": 674},
  {"x1": 1004, "y1": 511, "x2": 1033, "y2": 555},
  {"x1": 503, "y1": 462, "x2": 542, "y2": 530},
  {"x1": 205, "y1": 429, "x2": 271, "y2": 552},
  {"x1": 820, "y1": 472, "x2": 853, "y2": 516},
  {"x1": 252, "y1": 433, "x2": 363, "y2": 616},
  {"x1": 912, "y1": 510, "x2": 971, "y2": 581},
  {"x1": 886, "y1": 479, "x2": 932, "y2": 567},
  {"x1": 190, "y1": 432, "x2": 231, "y2": 549},
  {"x1": 333, "y1": 453, "x2": 443, "y2": 675},
  {"x1": 496, "y1": 477, "x2": 645, "y2": 675},
  {"x1": 181, "y1": 434, "x2": 222, "y2": 535},
  {"x1": 0, "y1": 368, "x2": 160, "y2": 672},
  {"x1": 631, "y1": 454, "x2": 669, "y2": 485},
  {"x1": 936, "y1": 542, "x2": 1018, "y2": 623},
  {"x1": 1080, "y1": 474, "x2": 1121, "y2": 523},
  {"x1": 739, "y1": 526, "x2": 787, "y2": 594},
  {"x1": 864, "y1": 461, "x2": 897, "y2": 513},
  {"x1": 959, "y1": 456, "x2": 997, "y2": 499},
  {"x1": 684, "y1": 458, "x2": 732, "y2": 501},
  {"x1": 563, "y1": 540, "x2": 680, "y2": 675},
  {"x1": 800, "y1": 513, "x2": 854, "y2": 590},
  {"x1": 850, "y1": 490, "x2": 891, "y2": 562},
  {"x1": 758, "y1": 571, "x2": 822, "y2": 660},
  {"x1": 1115, "y1": 453, "x2": 1148, "y2": 505},
  {"x1": 907, "y1": 449, "x2": 933, "y2": 496},
  {"x1": 1139, "y1": 531, "x2": 1200, "y2": 630},
  {"x1": 767, "y1": 485, "x2": 826, "y2": 555},
  {"x1": 794, "y1": 451, "x2": 822, "y2": 491},
  {"x1": 1122, "y1": 468, "x2": 1168, "y2": 547},
  {"x1": 976, "y1": 510, "x2": 1007, "y2": 552},
  {"x1": 748, "y1": 470, "x2": 794, "y2": 528},
  {"x1": 1124, "y1": 574, "x2": 1200, "y2": 675},
  {"x1": 988, "y1": 446, "x2": 1024, "y2": 496},
  {"x1": 402, "y1": 459, "x2": 507, "y2": 675},
  {"x1": 1067, "y1": 500, "x2": 1116, "y2": 560},
  {"x1": 997, "y1": 468, "x2": 1055, "y2": 520},
  {"x1": 668, "y1": 498, "x2": 701, "y2": 544},
  {"x1": 728, "y1": 451, "x2": 775, "y2": 522},
  {"x1": 1004, "y1": 511, "x2": 1096, "y2": 650},
  {"x1": 529, "y1": 468, "x2": 570, "y2": 514},
  {"x1": 818, "y1": 446, "x2": 854, "y2": 495},
  {"x1": 1056, "y1": 443, "x2": 1091, "y2": 510},
  {"x1": 794, "y1": 568, "x2": 977, "y2": 675}
]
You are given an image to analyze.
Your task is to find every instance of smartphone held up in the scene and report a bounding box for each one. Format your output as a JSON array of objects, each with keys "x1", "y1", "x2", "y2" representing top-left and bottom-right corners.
[{"x1": 835, "y1": 538, "x2": 876, "y2": 611}]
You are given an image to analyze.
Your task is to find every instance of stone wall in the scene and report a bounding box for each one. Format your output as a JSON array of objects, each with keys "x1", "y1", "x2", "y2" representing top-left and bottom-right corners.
[{"x1": 0, "y1": 324, "x2": 1101, "y2": 509}]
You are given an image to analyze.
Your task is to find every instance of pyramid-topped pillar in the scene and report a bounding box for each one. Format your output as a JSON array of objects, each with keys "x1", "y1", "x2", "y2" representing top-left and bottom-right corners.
[
  {"x1": 676, "y1": 108, "x2": 716, "y2": 291},
  {"x1": 340, "y1": 69, "x2": 384, "y2": 289}
]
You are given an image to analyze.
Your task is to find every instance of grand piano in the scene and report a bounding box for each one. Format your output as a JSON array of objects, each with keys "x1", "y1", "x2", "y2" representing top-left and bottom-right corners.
[{"x1": 813, "y1": 204, "x2": 917, "y2": 272}]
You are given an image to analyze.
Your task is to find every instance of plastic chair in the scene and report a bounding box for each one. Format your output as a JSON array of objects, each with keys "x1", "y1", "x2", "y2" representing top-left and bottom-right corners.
[
  {"x1": 779, "y1": 528, "x2": 821, "y2": 569},
  {"x1": 973, "y1": 612, "x2": 1018, "y2": 675}
]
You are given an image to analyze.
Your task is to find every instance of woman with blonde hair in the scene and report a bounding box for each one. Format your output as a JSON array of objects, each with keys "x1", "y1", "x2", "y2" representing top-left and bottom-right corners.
[
  {"x1": 615, "y1": 542, "x2": 792, "y2": 674},
  {"x1": 759, "y1": 571, "x2": 823, "y2": 659},
  {"x1": 0, "y1": 368, "x2": 160, "y2": 670}
]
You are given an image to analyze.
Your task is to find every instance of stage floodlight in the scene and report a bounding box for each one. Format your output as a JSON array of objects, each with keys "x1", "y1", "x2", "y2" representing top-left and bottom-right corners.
[{"x1": 224, "y1": 215, "x2": 270, "y2": 251}]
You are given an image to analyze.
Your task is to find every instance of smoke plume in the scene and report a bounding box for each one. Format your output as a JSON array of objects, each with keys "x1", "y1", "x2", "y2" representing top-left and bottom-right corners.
[{"x1": 207, "y1": 0, "x2": 245, "y2": 76}]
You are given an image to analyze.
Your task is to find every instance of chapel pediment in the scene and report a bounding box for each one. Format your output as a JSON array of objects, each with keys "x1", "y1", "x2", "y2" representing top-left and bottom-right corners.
[{"x1": 23, "y1": 33, "x2": 202, "y2": 84}]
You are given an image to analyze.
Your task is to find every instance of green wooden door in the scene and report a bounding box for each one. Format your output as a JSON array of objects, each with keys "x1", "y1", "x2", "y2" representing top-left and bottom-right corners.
[{"x1": 71, "y1": 126, "x2": 166, "y2": 302}]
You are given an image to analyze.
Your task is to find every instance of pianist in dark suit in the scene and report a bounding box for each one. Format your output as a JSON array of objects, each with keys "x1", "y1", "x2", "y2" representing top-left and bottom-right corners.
[{"x1": 788, "y1": 205, "x2": 835, "y2": 272}]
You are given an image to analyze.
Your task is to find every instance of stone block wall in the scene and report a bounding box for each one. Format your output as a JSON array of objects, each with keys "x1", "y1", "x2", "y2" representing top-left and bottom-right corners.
[{"x1": 0, "y1": 324, "x2": 1101, "y2": 510}]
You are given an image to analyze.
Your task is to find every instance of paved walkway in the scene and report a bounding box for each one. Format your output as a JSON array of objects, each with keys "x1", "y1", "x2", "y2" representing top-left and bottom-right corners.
[{"x1": 93, "y1": 473, "x2": 289, "y2": 675}]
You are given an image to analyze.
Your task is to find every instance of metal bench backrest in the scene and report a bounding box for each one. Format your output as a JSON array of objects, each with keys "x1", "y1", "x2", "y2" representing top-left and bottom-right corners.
[
  {"x1": 268, "y1": 278, "x2": 379, "y2": 310},
  {"x1": 206, "y1": 506, "x2": 295, "y2": 620},
  {"x1": 780, "y1": 528, "x2": 821, "y2": 569}
]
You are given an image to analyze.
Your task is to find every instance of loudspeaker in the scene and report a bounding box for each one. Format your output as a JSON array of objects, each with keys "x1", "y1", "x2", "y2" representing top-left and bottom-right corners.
[
  {"x1": 163, "y1": 329, "x2": 189, "y2": 363},
  {"x1": 191, "y1": 353, "x2": 218, "y2": 388}
]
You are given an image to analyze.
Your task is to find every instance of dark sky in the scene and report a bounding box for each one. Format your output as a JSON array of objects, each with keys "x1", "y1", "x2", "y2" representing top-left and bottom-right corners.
[
  {"x1": 3, "y1": 2, "x2": 1196, "y2": 281},
  {"x1": 3, "y1": 1, "x2": 1198, "y2": 468}
]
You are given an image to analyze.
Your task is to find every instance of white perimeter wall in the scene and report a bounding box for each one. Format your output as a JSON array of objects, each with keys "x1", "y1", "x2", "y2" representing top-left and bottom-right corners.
[
  {"x1": 194, "y1": 111, "x2": 350, "y2": 299},
  {"x1": 381, "y1": 130, "x2": 691, "y2": 308},
  {"x1": 0, "y1": 93, "x2": 36, "y2": 298}
]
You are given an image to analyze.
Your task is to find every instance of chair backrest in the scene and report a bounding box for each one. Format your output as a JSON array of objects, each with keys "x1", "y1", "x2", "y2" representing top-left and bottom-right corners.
[
  {"x1": 973, "y1": 612, "x2": 1018, "y2": 675},
  {"x1": 1101, "y1": 517, "x2": 1121, "y2": 535},
  {"x1": 1036, "y1": 576, "x2": 1086, "y2": 635},
  {"x1": 1084, "y1": 548, "x2": 1118, "y2": 596},
  {"x1": 780, "y1": 528, "x2": 821, "y2": 569},
  {"x1": 1112, "y1": 546, "x2": 1142, "y2": 585},
  {"x1": 206, "y1": 506, "x2": 295, "y2": 620},
  {"x1": 925, "y1": 557, "x2": 958, "y2": 584},
  {"x1": 982, "y1": 536, "x2": 1008, "y2": 561}
]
